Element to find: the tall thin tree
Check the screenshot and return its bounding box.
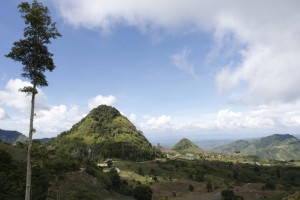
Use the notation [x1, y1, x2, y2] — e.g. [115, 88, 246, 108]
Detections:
[6, 1, 61, 199]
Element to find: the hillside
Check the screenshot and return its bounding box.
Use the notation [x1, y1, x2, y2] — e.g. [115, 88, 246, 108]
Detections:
[0, 141, 26, 162]
[51, 105, 157, 161]
[214, 134, 300, 161]
[0, 129, 28, 145]
[172, 138, 204, 153]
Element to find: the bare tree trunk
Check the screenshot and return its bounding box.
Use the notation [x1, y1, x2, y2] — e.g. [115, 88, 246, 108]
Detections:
[25, 87, 36, 200]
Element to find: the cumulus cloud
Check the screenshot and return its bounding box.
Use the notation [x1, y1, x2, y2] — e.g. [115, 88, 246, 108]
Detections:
[0, 79, 47, 113]
[88, 95, 117, 109]
[51, 0, 300, 104]
[171, 47, 195, 76]
[140, 115, 172, 131]
[0, 79, 86, 137]
[34, 105, 84, 135]
[135, 101, 300, 135]
[128, 113, 136, 122]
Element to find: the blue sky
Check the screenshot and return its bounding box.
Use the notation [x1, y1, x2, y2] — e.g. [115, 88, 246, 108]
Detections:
[1, 0, 300, 143]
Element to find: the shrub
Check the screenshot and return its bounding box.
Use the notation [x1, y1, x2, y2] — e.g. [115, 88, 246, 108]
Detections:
[263, 182, 276, 190]
[206, 182, 213, 192]
[188, 185, 194, 192]
[221, 189, 234, 200]
[133, 185, 152, 200]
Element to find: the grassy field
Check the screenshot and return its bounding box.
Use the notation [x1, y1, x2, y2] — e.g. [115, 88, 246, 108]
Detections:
[112, 158, 300, 200]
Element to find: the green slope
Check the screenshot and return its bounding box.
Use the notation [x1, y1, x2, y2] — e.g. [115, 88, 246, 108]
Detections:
[172, 138, 204, 153]
[0, 141, 26, 162]
[214, 134, 300, 161]
[0, 129, 28, 145]
[51, 105, 156, 161]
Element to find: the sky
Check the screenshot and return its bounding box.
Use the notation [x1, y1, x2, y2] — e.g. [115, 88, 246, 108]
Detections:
[1, 0, 300, 143]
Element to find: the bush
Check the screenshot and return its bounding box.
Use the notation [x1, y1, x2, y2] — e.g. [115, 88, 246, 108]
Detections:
[188, 184, 194, 192]
[221, 189, 234, 200]
[133, 185, 152, 200]
[206, 182, 213, 192]
[221, 189, 244, 200]
[262, 182, 276, 190]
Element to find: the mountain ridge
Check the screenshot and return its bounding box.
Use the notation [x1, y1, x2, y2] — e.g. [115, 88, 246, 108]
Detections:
[0, 129, 28, 145]
[214, 134, 300, 161]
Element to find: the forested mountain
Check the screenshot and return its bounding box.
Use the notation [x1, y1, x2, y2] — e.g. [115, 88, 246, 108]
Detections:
[172, 138, 204, 153]
[214, 134, 300, 161]
[51, 105, 157, 161]
[0, 129, 28, 145]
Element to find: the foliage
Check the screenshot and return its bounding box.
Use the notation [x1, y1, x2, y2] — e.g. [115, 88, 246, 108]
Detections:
[214, 134, 300, 161]
[221, 189, 235, 200]
[263, 182, 276, 190]
[172, 138, 203, 153]
[132, 185, 152, 200]
[6, 1, 61, 199]
[0, 141, 27, 161]
[188, 184, 194, 192]
[206, 182, 213, 192]
[52, 105, 157, 161]
[0, 129, 28, 145]
[6, 0, 61, 87]
[65, 189, 99, 200]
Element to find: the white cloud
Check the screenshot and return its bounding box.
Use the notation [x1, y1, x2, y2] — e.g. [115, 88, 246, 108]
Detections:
[0, 79, 86, 137]
[128, 113, 136, 122]
[0, 79, 47, 113]
[171, 47, 195, 76]
[34, 105, 84, 135]
[140, 115, 172, 131]
[51, 0, 300, 105]
[88, 95, 117, 109]
[135, 101, 300, 135]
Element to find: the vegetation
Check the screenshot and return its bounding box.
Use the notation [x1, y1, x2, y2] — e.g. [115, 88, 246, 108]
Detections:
[1, 132, 300, 199]
[51, 105, 157, 161]
[172, 138, 204, 153]
[132, 185, 152, 200]
[6, 0, 61, 199]
[214, 134, 300, 161]
[1, 106, 300, 199]
[3, 2, 300, 200]
[0, 129, 28, 145]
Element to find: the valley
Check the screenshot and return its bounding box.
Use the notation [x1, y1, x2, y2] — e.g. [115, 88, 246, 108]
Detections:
[1, 105, 300, 200]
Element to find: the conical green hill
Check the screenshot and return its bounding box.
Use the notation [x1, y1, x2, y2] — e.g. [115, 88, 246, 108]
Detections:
[52, 105, 156, 161]
[172, 138, 203, 153]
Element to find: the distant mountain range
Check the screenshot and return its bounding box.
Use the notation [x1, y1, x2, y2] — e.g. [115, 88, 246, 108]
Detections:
[214, 134, 300, 161]
[0, 129, 54, 145]
[2, 124, 300, 162]
[0, 129, 28, 145]
[194, 139, 235, 150]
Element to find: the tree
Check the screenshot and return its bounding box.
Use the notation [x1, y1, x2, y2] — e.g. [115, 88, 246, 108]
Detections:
[221, 189, 235, 200]
[6, 1, 61, 199]
[132, 185, 152, 200]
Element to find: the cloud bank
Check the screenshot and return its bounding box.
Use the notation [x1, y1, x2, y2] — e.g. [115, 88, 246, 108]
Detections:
[134, 102, 300, 135]
[0, 79, 114, 137]
[51, 0, 300, 105]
